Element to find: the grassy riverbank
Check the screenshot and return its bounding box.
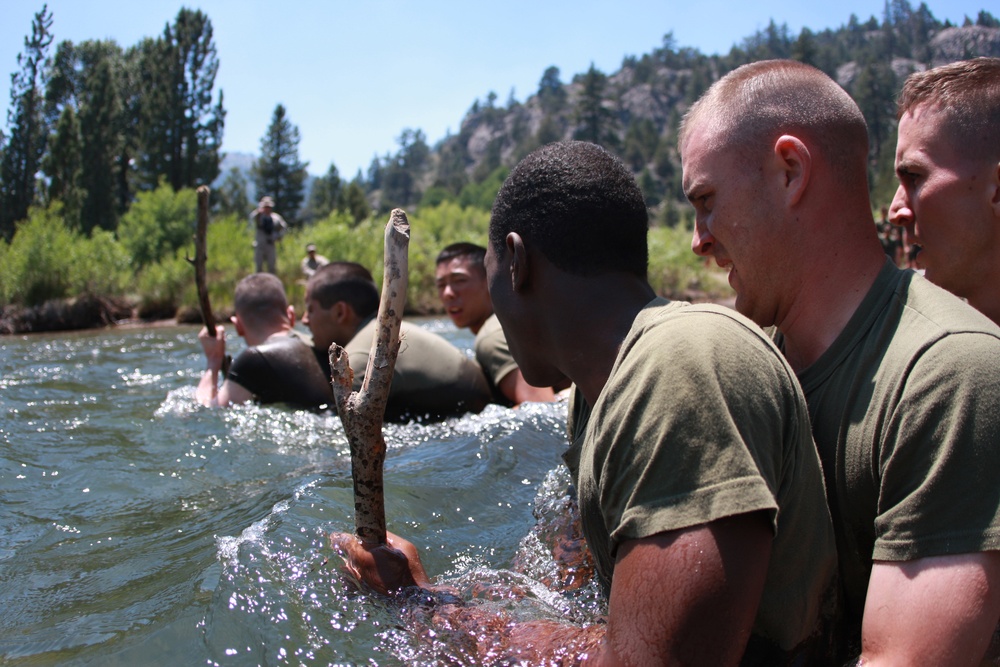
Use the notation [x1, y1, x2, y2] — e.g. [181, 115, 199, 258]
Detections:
[0, 186, 731, 333]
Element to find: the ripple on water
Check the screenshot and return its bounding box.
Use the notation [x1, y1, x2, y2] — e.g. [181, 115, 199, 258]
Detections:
[0, 326, 602, 664]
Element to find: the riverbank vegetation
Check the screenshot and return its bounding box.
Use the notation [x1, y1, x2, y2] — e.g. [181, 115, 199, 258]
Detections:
[2, 3, 997, 332]
[0, 182, 718, 333]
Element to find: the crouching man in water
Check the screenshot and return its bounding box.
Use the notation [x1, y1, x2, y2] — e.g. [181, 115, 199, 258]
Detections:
[435, 242, 560, 406]
[330, 141, 841, 665]
[196, 272, 333, 409]
[303, 261, 491, 422]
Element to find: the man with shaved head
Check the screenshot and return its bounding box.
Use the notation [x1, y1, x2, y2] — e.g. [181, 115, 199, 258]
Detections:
[196, 272, 333, 409]
[890, 57, 1000, 325]
[680, 59, 1000, 663]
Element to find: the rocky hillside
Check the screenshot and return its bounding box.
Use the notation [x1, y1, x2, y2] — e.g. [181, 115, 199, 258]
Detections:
[406, 19, 999, 222]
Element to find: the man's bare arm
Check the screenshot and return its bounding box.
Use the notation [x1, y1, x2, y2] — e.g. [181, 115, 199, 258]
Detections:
[332, 513, 772, 665]
[498, 368, 556, 405]
[593, 512, 772, 665]
[860, 552, 1000, 666]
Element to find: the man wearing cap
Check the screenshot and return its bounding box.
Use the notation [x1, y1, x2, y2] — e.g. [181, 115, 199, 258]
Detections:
[300, 243, 329, 279]
[249, 196, 288, 273]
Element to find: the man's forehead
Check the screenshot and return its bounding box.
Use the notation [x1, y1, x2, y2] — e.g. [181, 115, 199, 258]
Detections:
[898, 104, 963, 163]
[436, 256, 478, 275]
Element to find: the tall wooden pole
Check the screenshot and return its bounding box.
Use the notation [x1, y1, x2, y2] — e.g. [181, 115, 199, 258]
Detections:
[329, 208, 410, 546]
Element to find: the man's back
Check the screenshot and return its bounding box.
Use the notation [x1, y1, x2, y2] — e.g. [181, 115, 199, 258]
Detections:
[777, 260, 1000, 645]
[343, 318, 490, 422]
[227, 333, 334, 410]
[568, 298, 840, 661]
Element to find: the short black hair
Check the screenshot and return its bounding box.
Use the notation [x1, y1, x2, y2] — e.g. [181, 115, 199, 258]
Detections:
[234, 273, 289, 329]
[436, 242, 486, 271]
[306, 261, 379, 318]
[489, 141, 648, 278]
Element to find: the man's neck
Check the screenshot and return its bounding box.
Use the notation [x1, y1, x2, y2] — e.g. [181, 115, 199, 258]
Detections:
[243, 324, 291, 348]
[778, 250, 886, 373]
[556, 277, 656, 407]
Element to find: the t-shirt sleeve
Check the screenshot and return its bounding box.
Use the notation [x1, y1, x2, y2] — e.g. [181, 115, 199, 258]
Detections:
[590, 313, 792, 553]
[225, 348, 265, 398]
[873, 331, 1000, 560]
[474, 323, 518, 386]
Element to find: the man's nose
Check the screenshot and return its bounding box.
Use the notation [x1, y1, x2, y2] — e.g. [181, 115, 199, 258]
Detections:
[889, 185, 912, 227]
[691, 222, 715, 257]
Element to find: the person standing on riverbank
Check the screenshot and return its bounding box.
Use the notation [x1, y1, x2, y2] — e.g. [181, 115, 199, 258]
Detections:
[300, 243, 329, 280]
[435, 242, 557, 407]
[331, 141, 840, 664]
[303, 261, 491, 422]
[249, 196, 287, 274]
[680, 59, 1000, 663]
[889, 57, 1000, 326]
[196, 272, 332, 409]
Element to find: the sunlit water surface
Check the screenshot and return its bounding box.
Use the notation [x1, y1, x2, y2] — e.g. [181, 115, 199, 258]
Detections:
[0, 320, 603, 665]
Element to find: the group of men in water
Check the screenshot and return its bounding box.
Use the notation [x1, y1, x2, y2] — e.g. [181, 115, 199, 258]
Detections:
[199, 57, 1000, 664]
[195, 239, 564, 420]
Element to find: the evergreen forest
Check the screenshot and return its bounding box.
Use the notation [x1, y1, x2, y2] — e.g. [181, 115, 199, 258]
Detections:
[1, 3, 998, 331]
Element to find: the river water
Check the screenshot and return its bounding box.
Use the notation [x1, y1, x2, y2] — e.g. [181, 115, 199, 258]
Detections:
[0, 320, 603, 666]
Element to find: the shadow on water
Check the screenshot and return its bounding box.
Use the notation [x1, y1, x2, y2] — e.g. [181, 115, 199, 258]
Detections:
[0, 324, 603, 665]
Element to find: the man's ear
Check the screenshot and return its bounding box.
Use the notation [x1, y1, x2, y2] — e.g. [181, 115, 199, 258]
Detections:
[507, 232, 529, 293]
[773, 135, 811, 207]
[333, 300, 352, 324]
[285, 305, 296, 328]
[231, 314, 244, 337]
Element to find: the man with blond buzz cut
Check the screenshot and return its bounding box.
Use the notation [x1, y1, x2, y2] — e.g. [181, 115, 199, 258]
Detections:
[680, 59, 1000, 664]
[889, 57, 1000, 325]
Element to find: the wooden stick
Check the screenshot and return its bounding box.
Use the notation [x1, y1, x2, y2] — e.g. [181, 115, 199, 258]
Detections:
[189, 185, 216, 332]
[187, 185, 231, 377]
[329, 208, 410, 546]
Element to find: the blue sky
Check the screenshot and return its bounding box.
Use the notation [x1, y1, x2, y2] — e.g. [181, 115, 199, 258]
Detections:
[0, 0, 991, 179]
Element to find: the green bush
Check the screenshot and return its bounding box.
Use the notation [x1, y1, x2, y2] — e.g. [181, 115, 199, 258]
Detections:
[68, 229, 132, 297]
[0, 196, 730, 321]
[648, 223, 725, 299]
[135, 211, 252, 318]
[117, 181, 198, 269]
[406, 202, 490, 312]
[0, 206, 77, 306]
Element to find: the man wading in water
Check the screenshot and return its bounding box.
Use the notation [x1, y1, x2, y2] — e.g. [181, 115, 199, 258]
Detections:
[331, 141, 841, 665]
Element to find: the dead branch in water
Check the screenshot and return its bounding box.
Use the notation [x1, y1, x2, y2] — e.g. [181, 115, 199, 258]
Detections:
[330, 208, 410, 546]
[188, 185, 216, 332]
[187, 185, 230, 376]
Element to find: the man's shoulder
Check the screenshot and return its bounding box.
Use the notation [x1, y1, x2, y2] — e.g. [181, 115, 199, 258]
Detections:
[631, 299, 776, 355]
[898, 271, 1000, 340]
[473, 314, 504, 348]
[399, 320, 466, 358]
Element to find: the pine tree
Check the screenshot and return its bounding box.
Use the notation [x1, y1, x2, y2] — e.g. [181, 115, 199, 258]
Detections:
[42, 105, 84, 230]
[253, 104, 308, 224]
[537, 66, 566, 114]
[573, 64, 619, 150]
[78, 54, 123, 233]
[340, 180, 370, 226]
[380, 129, 429, 210]
[303, 162, 341, 223]
[0, 5, 54, 240]
[42, 39, 134, 231]
[136, 8, 224, 192]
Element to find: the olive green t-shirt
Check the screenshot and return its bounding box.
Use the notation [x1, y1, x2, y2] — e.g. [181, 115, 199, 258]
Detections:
[779, 260, 1000, 635]
[474, 314, 519, 407]
[344, 317, 491, 422]
[564, 298, 838, 654]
